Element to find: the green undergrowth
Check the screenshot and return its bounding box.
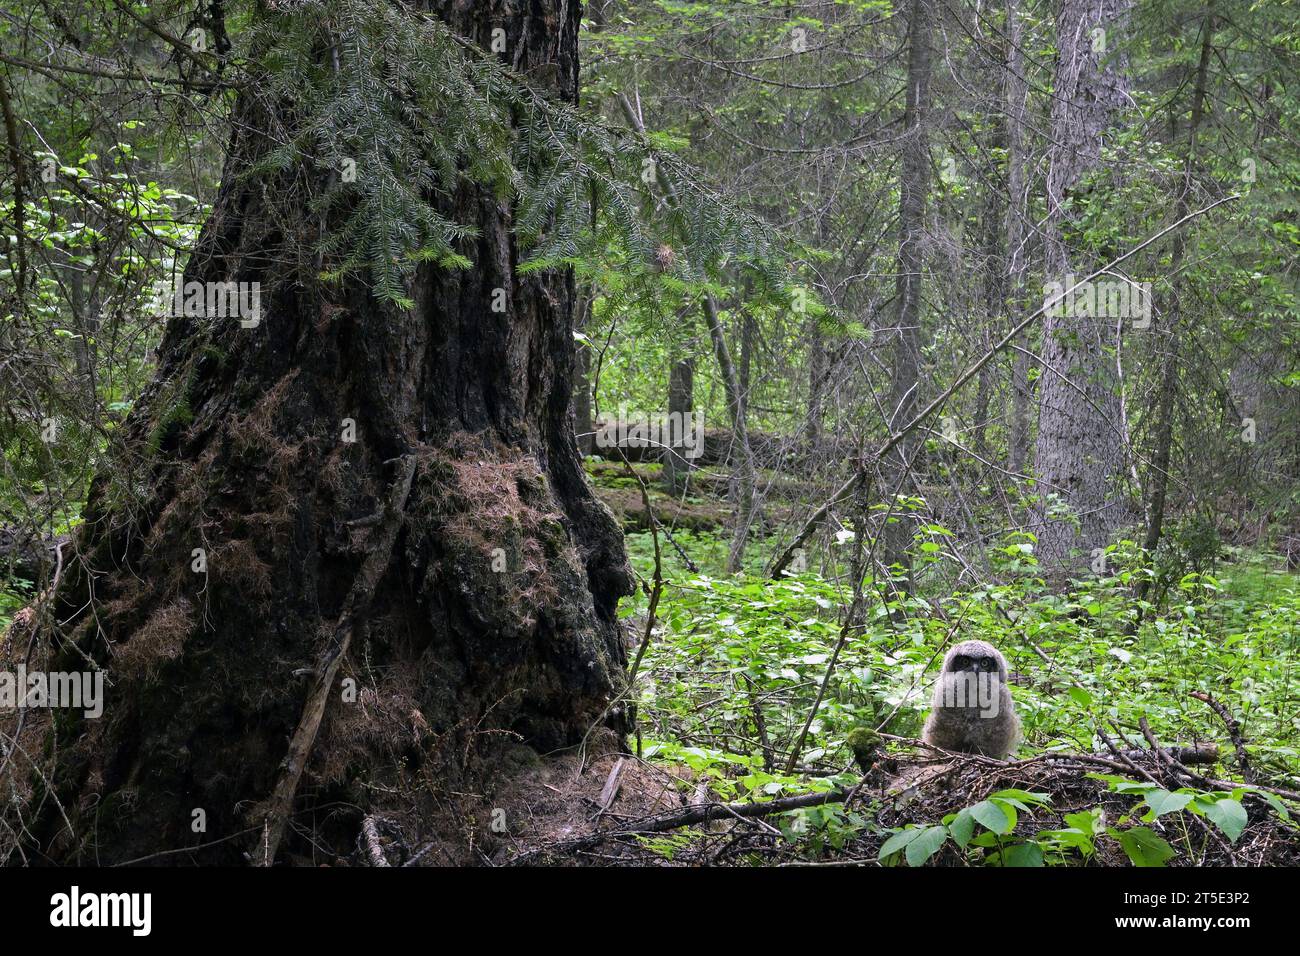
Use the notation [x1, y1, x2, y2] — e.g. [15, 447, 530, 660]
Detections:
[620, 526, 1300, 864]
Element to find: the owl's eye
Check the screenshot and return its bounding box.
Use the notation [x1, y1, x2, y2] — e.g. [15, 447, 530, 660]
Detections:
[951, 655, 970, 671]
[980, 657, 996, 671]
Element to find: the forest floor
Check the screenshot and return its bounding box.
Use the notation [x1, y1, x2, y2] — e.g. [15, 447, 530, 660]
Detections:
[4, 461, 1298, 867]
[498, 458, 1300, 868]
[361, 737, 1298, 867]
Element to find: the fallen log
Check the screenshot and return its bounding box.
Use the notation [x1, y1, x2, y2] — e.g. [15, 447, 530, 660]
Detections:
[1123, 742, 1218, 765]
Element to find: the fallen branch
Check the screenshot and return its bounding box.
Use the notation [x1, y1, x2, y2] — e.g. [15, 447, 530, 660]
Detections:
[1190, 690, 1253, 783]
[506, 786, 853, 864]
[884, 733, 1220, 770]
[402, 841, 440, 867]
[1125, 743, 1218, 765]
[1139, 717, 1179, 776]
[360, 816, 391, 867]
[598, 757, 626, 814]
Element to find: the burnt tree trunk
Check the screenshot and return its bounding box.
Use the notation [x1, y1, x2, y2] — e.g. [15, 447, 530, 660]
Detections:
[17, 0, 632, 865]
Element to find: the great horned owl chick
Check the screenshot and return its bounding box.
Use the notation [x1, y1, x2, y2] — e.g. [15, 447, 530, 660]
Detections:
[921, 639, 1020, 759]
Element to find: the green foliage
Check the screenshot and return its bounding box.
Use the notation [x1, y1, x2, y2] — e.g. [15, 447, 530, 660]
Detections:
[247, 0, 788, 307]
[0, 578, 34, 635]
[625, 562, 934, 773]
[1109, 826, 1177, 868]
[624, 518, 1300, 863]
[1147, 513, 1223, 608]
[1090, 774, 1266, 850]
[877, 779, 1261, 867]
[844, 726, 881, 771]
[1, 133, 204, 525]
[879, 790, 1053, 867]
[778, 802, 868, 854]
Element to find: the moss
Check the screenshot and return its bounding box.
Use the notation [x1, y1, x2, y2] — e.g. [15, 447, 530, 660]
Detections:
[495, 741, 542, 772]
[846, 726, 882, 772]
[536, 516, 568, 553]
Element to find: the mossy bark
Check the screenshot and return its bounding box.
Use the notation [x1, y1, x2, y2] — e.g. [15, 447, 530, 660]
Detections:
[19, 0, 632, 865]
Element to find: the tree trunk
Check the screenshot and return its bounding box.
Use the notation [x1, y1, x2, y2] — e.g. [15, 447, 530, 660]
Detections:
[882, 0, 933, 584]
[17, 0, 632, 865]
[1032, 0, 1133, 569]
[805, 317, 827, 449]
[1005, 0, 1032, 476]
[1138, 3, 1216, 584]
[663, 356, 695, 495]
[739, 308, 756, 406]
[574, 292, 596, 457]
[709, 294, 759, 573]
[974, 131, 1006, 461]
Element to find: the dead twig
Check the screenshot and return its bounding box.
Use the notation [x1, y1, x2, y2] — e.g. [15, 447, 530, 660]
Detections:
[598, 757, 626, 815]
[1190, 690, 1253, 783]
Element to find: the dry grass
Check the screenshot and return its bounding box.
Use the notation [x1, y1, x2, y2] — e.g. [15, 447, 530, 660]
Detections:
[114, 598, 195, 680]
[209, 538, 274, 598]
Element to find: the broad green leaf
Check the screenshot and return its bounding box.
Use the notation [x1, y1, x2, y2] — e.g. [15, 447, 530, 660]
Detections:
[905, 826, 949, 867]
[1111, 826, 1176, 867]
[1249, 789, 1292, 822]
[878, 827, 923, 860]
[1143, 789, 1195, 819]
[1001, 843, 1045, 867]
[948, 808, 975, 848]
[1202, 798, 1248, 843]
[990, 789, 1051, 808]
[969, 799, 1013, 834]
[1064, 810, 1099, 837]
[1039, 828, 1092, 852]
